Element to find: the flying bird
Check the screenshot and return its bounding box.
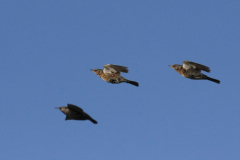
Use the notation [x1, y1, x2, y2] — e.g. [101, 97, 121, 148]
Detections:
[56, 104, 98, 124]
[91, 64, 139, 87]
[169, 60, 220, 84]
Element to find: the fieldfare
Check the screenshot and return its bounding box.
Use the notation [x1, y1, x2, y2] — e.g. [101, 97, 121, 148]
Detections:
[91, 64, 139, 87]
[169, 61, 220, 84]
[56, 104, 97, 124]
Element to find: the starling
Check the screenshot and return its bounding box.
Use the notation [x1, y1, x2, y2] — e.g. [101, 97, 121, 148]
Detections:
[56, 104, 97, 124]
[169, 60, 220, 84]
[91, 64, 139, 87]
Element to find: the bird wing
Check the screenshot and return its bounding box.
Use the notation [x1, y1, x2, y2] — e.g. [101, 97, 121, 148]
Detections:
[103, 64, 129, 74]
[182, 61, 210, 72]
[67, 104, 84, 113]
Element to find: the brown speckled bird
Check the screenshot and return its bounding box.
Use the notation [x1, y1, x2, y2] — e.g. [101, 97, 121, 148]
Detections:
[169, 61, 220, 84]
[91, 64, 139, 87]
[56, 104, 97, 124]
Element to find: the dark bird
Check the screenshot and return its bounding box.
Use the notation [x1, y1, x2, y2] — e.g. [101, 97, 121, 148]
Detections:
[169, 60, 220, 84]
[56, 104, 97, 124]
[91, 64, 139, 87]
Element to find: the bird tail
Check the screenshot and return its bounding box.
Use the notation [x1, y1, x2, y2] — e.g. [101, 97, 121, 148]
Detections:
[204, 75, 220, 84]
[125, 80, 139, 87]
[89, 117, 98, 124]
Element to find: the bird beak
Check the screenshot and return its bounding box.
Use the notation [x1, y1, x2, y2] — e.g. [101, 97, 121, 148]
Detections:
[55, 107, 60, 109]
[169, 65, 173, 67]
[90, 69, 94, 71]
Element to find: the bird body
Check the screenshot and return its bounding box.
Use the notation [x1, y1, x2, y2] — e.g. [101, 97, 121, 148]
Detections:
[169, 61, 220, 84]
[56, 104, 97, 124]
[91, 64, 139, 87]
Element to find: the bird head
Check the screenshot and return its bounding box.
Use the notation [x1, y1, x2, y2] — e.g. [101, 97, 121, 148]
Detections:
[91, 69, 103, 76]
[55, 107, 68, 113]
[169, 64, 182, 71]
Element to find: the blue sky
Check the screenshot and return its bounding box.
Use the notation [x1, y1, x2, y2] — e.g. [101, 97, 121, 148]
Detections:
[1, 1, 240, 160]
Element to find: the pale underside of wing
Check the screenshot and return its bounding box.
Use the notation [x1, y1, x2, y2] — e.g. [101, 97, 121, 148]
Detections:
[67, 104, 84, 114]
[103, 64, 129, 74]
[182, 61, 210, 72]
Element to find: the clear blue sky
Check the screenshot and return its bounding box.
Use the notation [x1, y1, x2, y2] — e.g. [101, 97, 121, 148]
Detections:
[1, 1, 240, 160]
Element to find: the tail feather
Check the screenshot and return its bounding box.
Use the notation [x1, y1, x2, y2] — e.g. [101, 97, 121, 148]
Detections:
[206, 76, 220, 84]
[89, 117, 98, 124]
[126, 80, 139, 87]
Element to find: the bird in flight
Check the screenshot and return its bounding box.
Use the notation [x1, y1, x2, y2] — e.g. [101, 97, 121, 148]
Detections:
[91, 64, 139, 87]
[169, 60, 220, 84]
[56, 104, 98, 124]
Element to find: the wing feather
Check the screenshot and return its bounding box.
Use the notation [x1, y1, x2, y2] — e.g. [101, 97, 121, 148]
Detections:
[67, 104, 84, 113]
[103, 64, 129, 73]
[182, 61, 210, 72]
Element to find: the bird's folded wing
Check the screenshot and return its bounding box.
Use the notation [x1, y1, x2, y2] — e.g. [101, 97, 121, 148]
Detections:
[67, 104, 84, 113]
[103, 64, 129, 73]
[182, 61, 210, 72]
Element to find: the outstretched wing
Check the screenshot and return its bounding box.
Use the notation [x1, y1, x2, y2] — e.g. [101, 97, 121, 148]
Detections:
[103, 64, 129, 74]
[182, 61, 210, 72]
[67, 104, 84, 114]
